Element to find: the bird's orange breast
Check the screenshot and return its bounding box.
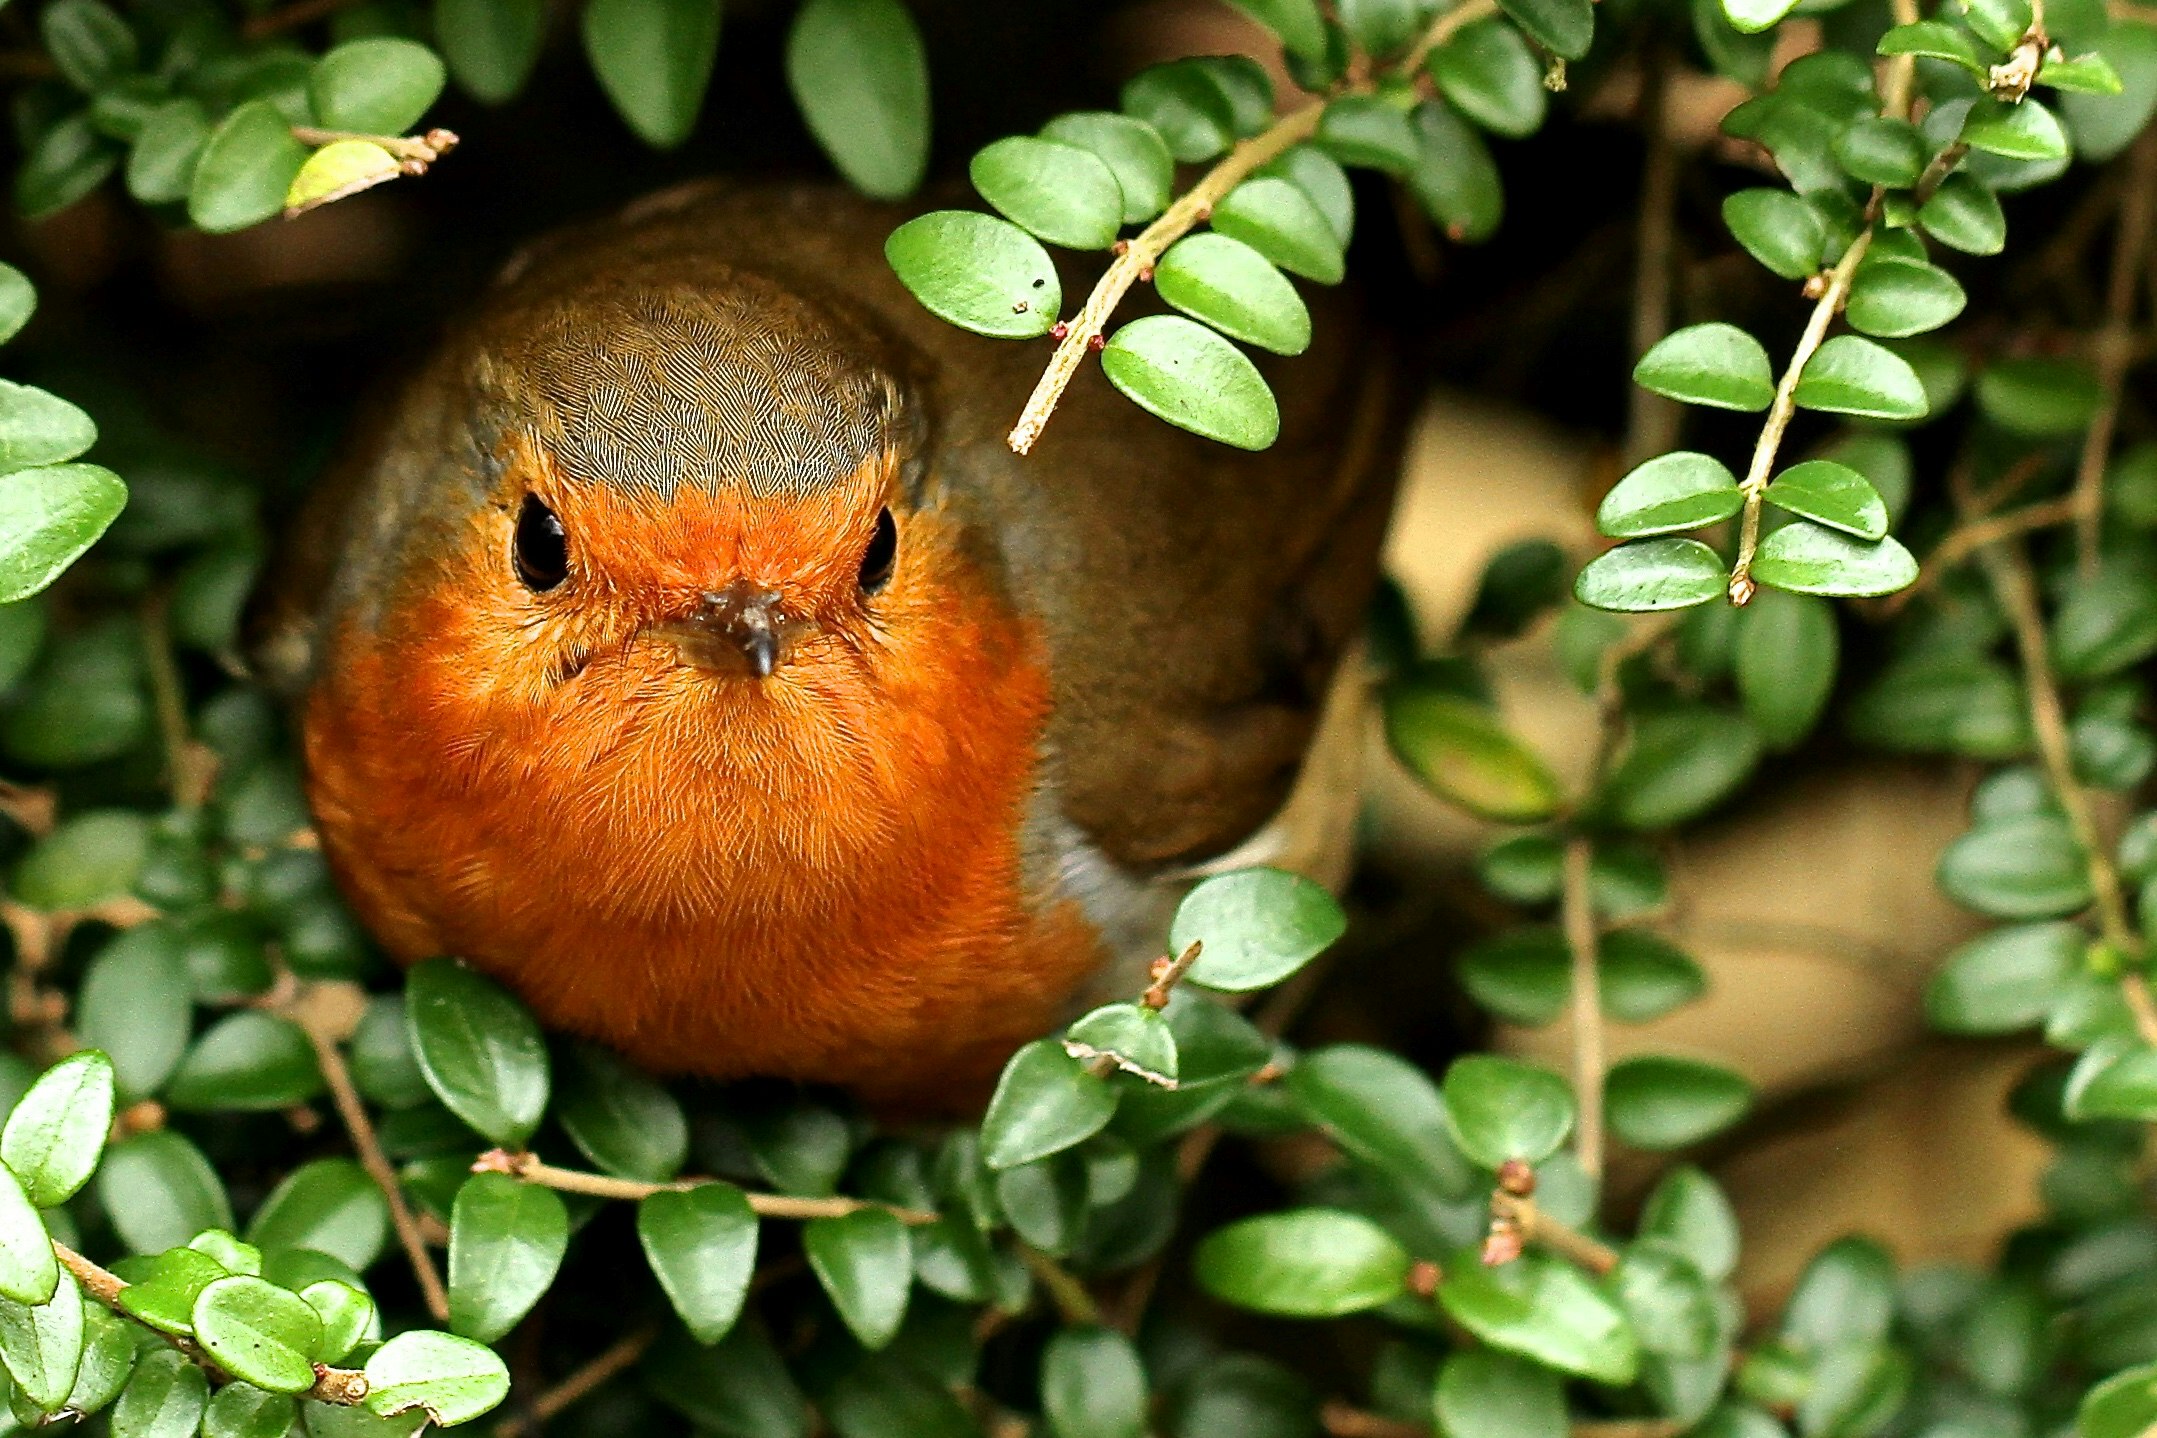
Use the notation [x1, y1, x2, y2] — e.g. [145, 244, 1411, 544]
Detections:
[301, 490, 1102, 1109]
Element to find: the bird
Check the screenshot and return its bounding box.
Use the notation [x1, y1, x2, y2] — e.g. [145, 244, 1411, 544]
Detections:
[247, 180, 1409, 1110]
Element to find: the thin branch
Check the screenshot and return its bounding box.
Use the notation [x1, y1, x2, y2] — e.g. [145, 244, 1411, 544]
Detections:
[2073, 130, 2157, 575]
[1625, 45, 1682, 469]
[1490, 1191, 1622, 1276]
[1017, 1245, 1102, 1326]
[1560, 837, 1606, 1183]
[496, 1324, 659, 1436]
[287, 126, 459, 169]
[1400, 0, 1503, 73]
[1141, 940, 1204, 1010]
[473, 1150, 939, 1224]
[54, 1242, 371, 1405]
[141, 590, 216, 812]
[1881, 494, 2079, 615]
[1321, 1403, 1426, 1438]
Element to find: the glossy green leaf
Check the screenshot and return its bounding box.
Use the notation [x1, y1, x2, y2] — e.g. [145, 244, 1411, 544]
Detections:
[192, 1277, 321, 1394]
[1042, 1326, 1147, 1438]
[1963, 96, 2071, 159]
[187, 101, 308, 234]
[1734, 589, 1838, 748]
[2062, 20, 2157, 160]
[76, 934, 190, 1101]
[1834, 118, 1926, 187]
[2041, 50, 2124, 91]
[785, 0, 928, 199]
[1752, 523, 1918, 597]
[12, 809, 147, 909]
[404, 958, 550, 1148]
[1439, 1252, 1639, 1383]
[1918, 173, 2007, 254]
[1635, 323, 1776, 411]
[0, 1165, 54, 1309]
[165, 1011, 322, 1112]
[1225, 0, 1328, 58]
[1978, 355, 2104, 435]
[1171, 867, 1345, 992]
[1762, 459, 1888, 539]
[1574, 539, 1728, 612]
[1384, 683, 1562, 821]
[1337, 0, 1422, 53]
[805, 1209, 912, 1350]
[1100, 315, 1279, 451]
[16, 114, 118, 220]
[1639, 1166, 1741, 1281]
[434, 0, 545, 104]
[1041, 113, 1173, 224]
[2083, 1360, 2157, 1438]
[885, 211, 1060, 339]
[309, 38, 445, 134]
[202, 1384, 293, 1438]
[1498, 0, 1595, 59]
[1604, 1056, 1752, 1149]
[1258, 145, 1354, 246]
[2056, 563, 2157, 678]
[1877, 20, 1985, 70]
[554, 1043, 686, 1181]
[300, 1280, 373, 1363]
[0, 1050, 111, 1209]
[363, 1330, 510, 1427]
[636, 1183, 758, 1345]
[1442, 1054, 1574, 1166]
[1194, 1209, 1410, 1317]
[981, 1040, 1118, 1170]
[1212, 175, 1346, 282]
[0, 464, 127, 604]
[246, 1158, 389, 1271]
[1597, 452, 1742, 538]
[580, 0, 721, 148]
[0, 1275, 82, 1412]
[1926, 921, 2081, 1034]
[0, 266, 34, 345]
[1437, 1349, 1566, 1438]
[110, 1347, 208, 1438]
[970, 136, 1123, 250]
[1722, 188, 1825, 280]
[1792, 335, 1929, 419]
[1063, 1004, 1177, 1084]
[1428, 20, 1546, 138]
[1316, 95, 1417, 173]
[1603, 708, 1762, 828]
[0, 384, 93, 472]
[1845, 258, 1967, 338]
[1153, 234, 1310, 356]
[98, 1131, 230, 1256]
[1937, 813, 2094, 918]
[1286, 1044, 1476, 1198]
[1722, 0, 1802, 32]
[42, 0, 137, 93]
[1120, 62, 1235, 163]
[1407, 101, 1503, 243]
[446, 1171, 567, 1344]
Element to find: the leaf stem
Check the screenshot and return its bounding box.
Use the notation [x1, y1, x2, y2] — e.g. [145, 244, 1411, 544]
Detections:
[2072, 131, 2157, 576]
[1560, 836, 1606, 1183]
[472, 1150, 939, 1224]
[1140, 939, 1204, 1010]
[1016, 1244, 1102, 1325]
[1489, 1190, 1621, 1275]
[287, 126, 458, 169]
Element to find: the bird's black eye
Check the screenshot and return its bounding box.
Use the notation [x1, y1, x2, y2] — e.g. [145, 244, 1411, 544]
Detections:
[858, 507, 897, 594]
[513, 495, 569, 592]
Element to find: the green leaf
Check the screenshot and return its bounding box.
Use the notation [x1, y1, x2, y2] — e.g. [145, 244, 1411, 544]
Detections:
[885, 211, 1060, 340]
[1442, 1054, 1574, 1166]
[1722, 0, 1802, 33]
[2065, 1036, 2157, 1121]
[580, 0, 720, 148]
[559, 1043, 687, 1182]
[1042, 1327, 1146, 1438]
[2062, 20, 2157, 160]
[1152, 234, 1310, 357]
[1926, 921, 2081, 1033]
[1063, 1004, 1178, 1084]
[1845, 258, 1967, 338]
[118, 1249, 227, 1336]
[1100, 315, 1279, 450]
[13, 809, 148, 909]
[1762, 459, 1888, 539]
[1428, 20, 1546, 138]
[1937, 813, 2094, 918]
[1436, 1349, 1566, 1438]
[1286, 1044, 1476, 1198]
[0, 464, 127, 604]
[1603, 708, 1762, 828]
[1, 1050, 110, 1209]
[1834, 118, 1926, 187]
[165, 1011, 323, 1112]
[1259, 145, 1355, 245]
[1977, 355, 2104, 435]
[0, 266, 34, 345]
[300, 1280, 373, 1363]
[1337, 0, 1421, 53]
[1613, 1244, 1721, 1361]
[1194, 1209, 1410, 1317]
[1439, 1252, 1639, 1383]
[1497, 0, 1595, 59]
[16, 114, 118, 220]
[1407, 101, 1502, 243]
[1734, 589, 1838, 748]
[1212, 176, 1346, 283]
[42, 0, 137, 93]
[1121, 62, 1235, 163]
[981, 1040, 1118, 1170]
[1783, 1236, 1895, 1349]
[1384, 683, 1562, 822]
[1792, 335, 1929, 419]
[309, 38, 444, 134]
[1877, 20, 1985, 70]
[1919, 173, 2007, 254]
[434, 0, 544, 104]
[349, 996, 431, 1110]
[970, 136, 1123, 250]
[363, 1331, 510, 1427]
[404, 958, 550, 1148]
[2041, 50, 2123, 91]
[785, 0, 928, 199]
[1635, 323, 1776, 411]
[1640, 1166, 1741, 1281]
[202, 1384, 293, 1438]
[111, 1347, 208, 1438]
[98, 1131, 230, 1256]
[1171, 867, 1345, 992]
[1604, 1057, 1752, 1149]
[192, 1277, 321, 1395]
[742, 1101, 851, 1198]
[0, 1274, 79, 1411]
[2055, 562, 2157, 678]
[1722, 189, 1826, 280]
[187, 101, 308, 234]
[76, 936, 191, 1102]
[1597, 452, 1743, 538]
[2083, 1361, 2157, 1438]
[1963, 96, 2071, 159]
[246, 1158, 389, 1271]
[1225, 0, 1329, 59]
[1752, 523, 1918, 597]
[1041, 113, 1173, 224]
[446, 1171, 567, 1344]
[1316, 95, 1417, 173]
[1574, 539, 1728, 612]
[636, 1183, 758, 1345]
[0, 1163, 52, 1310]
[0, 384, 94, 472]
[805, 1209, 912, 1350]
[644, 1319, 806, 1438]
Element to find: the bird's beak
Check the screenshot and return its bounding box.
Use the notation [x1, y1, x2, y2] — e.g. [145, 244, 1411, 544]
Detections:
[652, 582, 802, 678]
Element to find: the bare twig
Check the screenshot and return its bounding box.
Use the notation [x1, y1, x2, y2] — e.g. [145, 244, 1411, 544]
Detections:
[287, 126, 459, 170]
[473, 1150, 939, 1224]
[141, 590, 216, 811]
[1882, 494, 2079, 615]
[2073, 131, 2157, 575]
[1017, 1245, 1102, 1326]
[496, 1324, 659, 1436]
[1489, 1191, 1622, 1275]
[1625, 46, 1682, 469]
[1560, 837, 1606, 1182]
[1141, 940, 1204, 1011]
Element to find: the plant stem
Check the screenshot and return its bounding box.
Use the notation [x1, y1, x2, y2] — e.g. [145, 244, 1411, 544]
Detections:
[496, 1324, 659, 1436]
[1016, 1245, 1101, 1326]
[1625, 45, 1682, 469]
[1489, 1191, 1622, 1275]
[288, 126, 458, 167]
[2073, 131, 2157, 576]
[54, 1242, 372, 1404]
[140, 590, 215, 811]
[1882, 494, 2080, 615]
[473, 1150, 939, 1224]
[1005, 0, 1498, 454]
[1141, 939, 1204, 1010]
[1560, 836, 1607, 1183]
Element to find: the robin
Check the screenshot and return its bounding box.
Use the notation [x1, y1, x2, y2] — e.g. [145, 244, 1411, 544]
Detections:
[248, 182, 1407, 1108]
